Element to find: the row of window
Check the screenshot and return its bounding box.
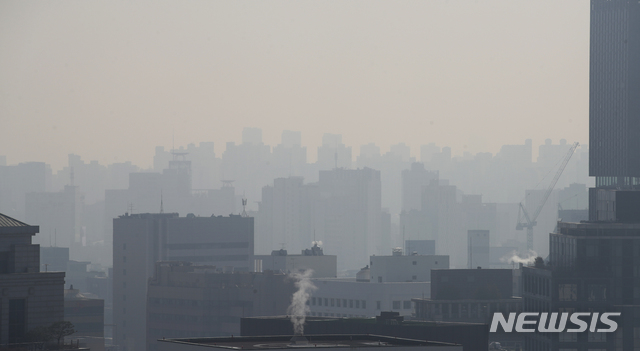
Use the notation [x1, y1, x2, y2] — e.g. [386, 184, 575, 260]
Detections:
[148, 297, 252, 308]
[310, 297, 412, 310]
[310, 297, 366, 309]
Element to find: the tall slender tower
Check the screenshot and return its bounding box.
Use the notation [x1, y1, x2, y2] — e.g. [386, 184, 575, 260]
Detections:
[589, 0, 640, 185]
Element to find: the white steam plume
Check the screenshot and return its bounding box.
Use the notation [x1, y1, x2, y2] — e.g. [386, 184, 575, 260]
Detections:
[500, 250, 538, 265]
[287, 269, 317, 335]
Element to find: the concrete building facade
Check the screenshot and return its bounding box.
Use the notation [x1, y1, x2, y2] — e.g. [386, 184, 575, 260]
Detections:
[309, 278, 430, 318]
[113, 213, 254, 351]
[0, 213, 65, 345]
[255, 244, 337, 278]
[369, 252, 449, 283]
[146, 262, 296, 351]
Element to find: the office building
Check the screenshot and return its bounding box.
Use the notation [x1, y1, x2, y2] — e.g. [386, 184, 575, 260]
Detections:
[146, 262, 296, 351]
[113, 213, 254, 351]
[467, 230, 490, 269]
[0, 213, 65, 344]
[413, 269, 522, 350]
[589, 0, 640, 181]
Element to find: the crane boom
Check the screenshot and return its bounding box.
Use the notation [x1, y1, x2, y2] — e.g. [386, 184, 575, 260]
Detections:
[517, 142, 579, 251]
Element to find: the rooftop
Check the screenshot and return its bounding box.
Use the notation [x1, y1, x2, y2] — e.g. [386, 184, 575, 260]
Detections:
[157, 335, 460, 350]
[0, 213, 39, 235]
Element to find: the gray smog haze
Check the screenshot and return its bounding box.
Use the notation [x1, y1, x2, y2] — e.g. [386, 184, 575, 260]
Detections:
[0, 0, 589, 170]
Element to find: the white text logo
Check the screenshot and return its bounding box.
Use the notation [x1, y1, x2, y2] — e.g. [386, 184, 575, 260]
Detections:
[489, 312, 620, 333]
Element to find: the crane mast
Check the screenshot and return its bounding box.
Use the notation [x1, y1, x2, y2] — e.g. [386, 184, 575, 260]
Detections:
[517, 142, 579, 251]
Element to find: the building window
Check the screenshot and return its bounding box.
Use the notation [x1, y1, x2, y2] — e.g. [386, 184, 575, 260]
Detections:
[376, 301, 381, 310]
[362, 300, 366, 309]
[123, 282, 126, 288]
[349, 300, 353, 308]
[311, 297, 316, 306]
[378, 276, 382, 283]
[337, 299, 341, 307]
[331, 298, 335, 307]
[588, 332, 606, 342]
[587, 284, 607, 301]
[123, 295, 126, 301]
[123, 243, 126, 250]
[403, 301, 411, 309]
[355, 300, 360, 309]
[123, 269, 126, 276]
[324, 298, 328, 306]
[559, 284, 577, 301]
[392, 301, 401, 310]
[343, 299, 347, 307]
[413, 261, 416, 265]
[559, 332, 577, 342]
[123, 256, 127, 263]
[412, 275, 417, 280]
[8, 299, 27, 343]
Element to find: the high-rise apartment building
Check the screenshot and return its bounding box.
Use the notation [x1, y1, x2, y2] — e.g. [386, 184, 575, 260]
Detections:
[589, 0, 640, 182]
[112, 213, 254, 351]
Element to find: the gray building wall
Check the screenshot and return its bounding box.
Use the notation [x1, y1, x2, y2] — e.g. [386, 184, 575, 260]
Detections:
[113, 213, 254, 351]
[0, 214, 65, 345]
[369, 255, 449, 283]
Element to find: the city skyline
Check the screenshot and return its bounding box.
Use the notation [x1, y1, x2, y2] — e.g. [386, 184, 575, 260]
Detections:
[1, 0, 589, 171]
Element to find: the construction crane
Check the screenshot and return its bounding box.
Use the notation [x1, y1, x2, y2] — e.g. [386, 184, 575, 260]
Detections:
[517, 142, 579, 252]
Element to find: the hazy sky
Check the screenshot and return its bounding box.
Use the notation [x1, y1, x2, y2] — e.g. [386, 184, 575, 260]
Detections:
[1, 1, 589, 171]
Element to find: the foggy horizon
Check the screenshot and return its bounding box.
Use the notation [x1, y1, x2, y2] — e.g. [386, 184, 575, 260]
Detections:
[1, 0, 590, 171]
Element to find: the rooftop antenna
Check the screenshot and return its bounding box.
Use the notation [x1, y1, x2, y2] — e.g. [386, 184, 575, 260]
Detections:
[54, 229, 57, 247]
[241, 198, 248, 217]
[128, 202, 135, 215]
[160, 190, 164, 214]
[70, 167, 75, 186]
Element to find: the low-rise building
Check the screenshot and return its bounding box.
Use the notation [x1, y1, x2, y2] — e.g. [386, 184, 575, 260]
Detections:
[255, 243, 337, 278]
[241, 314, 487, 351]
[309, 273, 430, 318]
[156, 334, 462, 351]
[65, 286, 105, 351]
[369, 250, 449, 283]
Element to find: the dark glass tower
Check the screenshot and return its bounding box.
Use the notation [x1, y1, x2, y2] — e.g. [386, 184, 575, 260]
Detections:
[589, 0, 640, 186]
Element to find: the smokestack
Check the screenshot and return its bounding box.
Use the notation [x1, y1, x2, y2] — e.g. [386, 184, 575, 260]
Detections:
[287, 269, 317, 335]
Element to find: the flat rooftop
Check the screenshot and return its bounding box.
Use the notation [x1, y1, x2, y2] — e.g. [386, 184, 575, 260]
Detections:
[158, 334, 460, 350]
